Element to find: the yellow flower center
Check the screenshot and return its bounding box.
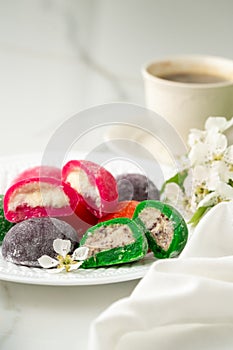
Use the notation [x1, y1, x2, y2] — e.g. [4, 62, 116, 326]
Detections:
[56, 254, 77, 272]
[213, 154, 223, 161]
[195, 185, 209, 197]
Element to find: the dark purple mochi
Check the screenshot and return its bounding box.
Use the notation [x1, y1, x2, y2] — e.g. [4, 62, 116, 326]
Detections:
[2, 217, 79, 267]
[116, 173, 160, 202]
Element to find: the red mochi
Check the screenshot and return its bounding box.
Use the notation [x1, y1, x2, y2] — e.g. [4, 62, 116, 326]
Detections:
[62, 160, 118, 218]
[4, 176, 96, 227]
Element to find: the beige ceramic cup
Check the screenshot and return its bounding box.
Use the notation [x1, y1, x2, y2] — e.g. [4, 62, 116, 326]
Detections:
[142, 55, 233, 143]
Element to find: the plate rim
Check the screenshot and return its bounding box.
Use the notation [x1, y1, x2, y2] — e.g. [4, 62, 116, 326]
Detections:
[0, 248, 155, 286]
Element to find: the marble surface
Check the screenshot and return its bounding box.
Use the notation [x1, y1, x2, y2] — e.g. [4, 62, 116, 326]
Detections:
[0, 1, 233, 349]
[0, 279, 138, 350]
[0, 0, 233, 156]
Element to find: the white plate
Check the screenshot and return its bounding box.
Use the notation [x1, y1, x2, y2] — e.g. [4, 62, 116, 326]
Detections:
[0, 153, 168, 286]
[0, 248, 155, 285]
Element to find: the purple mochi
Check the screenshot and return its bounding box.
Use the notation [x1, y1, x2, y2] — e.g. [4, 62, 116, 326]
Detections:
[116, 173, 160, 202]
[2, 217, 78, 267]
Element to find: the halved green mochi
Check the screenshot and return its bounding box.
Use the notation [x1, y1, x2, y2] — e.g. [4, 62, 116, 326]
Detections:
[133, 200, 188, 259]
[80, 217, 148, 268]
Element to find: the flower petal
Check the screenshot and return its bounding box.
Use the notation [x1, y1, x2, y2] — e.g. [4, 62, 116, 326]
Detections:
[188, 143, 209, 165]
[205, 116, 229, 132]
[193, 163, 221, 191]
[208, 132, 227, 154]
[68, 261, 84, 271]
[197, 192, 218, 208]
[38, 255, 59, 269]
[192, 165, 209, 184]
[53, 239, 71, 258]
[162, 182, 182, 203]
[72, 246, 89, 261]
[188, 129, 206, 148]
[212, 160, 231, 183]
[224, 145, 233, 164]
[216, 182, 233, 200]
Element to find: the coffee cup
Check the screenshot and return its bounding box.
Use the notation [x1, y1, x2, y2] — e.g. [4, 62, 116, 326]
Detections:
[142, 55, 233, 143]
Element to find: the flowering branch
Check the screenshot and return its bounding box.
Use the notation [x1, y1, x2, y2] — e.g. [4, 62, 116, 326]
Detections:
[162, 116, 233, 226]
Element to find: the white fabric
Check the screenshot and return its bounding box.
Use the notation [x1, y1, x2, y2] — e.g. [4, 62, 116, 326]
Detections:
[88, 202, 233, 350]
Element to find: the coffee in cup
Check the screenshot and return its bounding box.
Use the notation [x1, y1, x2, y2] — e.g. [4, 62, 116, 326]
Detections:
[142, 55, 233, 143]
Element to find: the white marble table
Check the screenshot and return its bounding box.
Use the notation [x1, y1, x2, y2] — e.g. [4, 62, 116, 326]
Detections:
[0, 278, 139, 350]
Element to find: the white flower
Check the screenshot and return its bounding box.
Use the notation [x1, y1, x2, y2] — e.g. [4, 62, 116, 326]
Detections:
[163, 182, 183, 205]
[188, 117, 233, 149]
[205, 116, 233, 133]
[163, 166, 216, 212]
[188, 128, 206, 148]
[198, 182, 233, 208]
[188, 116, 233, 167]
[188, 128, 228, 166]
[38, 239, 89, 273]
[211, 159, 233, 183]
[162, 178, 192, 219]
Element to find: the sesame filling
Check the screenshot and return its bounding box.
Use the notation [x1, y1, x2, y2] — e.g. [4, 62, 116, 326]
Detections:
[84, 224, 135, 257]
[138, 207, 174, 251]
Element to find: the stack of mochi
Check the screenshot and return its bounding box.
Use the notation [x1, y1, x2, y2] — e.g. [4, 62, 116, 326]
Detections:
[1, 159, 188, 270]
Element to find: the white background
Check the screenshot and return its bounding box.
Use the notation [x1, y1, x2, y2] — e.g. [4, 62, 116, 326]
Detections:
[0, 0, 232, 156]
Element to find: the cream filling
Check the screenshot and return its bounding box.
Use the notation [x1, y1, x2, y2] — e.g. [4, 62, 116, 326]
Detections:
[67, 169, 101, 208]
[8, 182, 70, 211]
[84, 224, 135, 257]
[138, 207, 174, 251]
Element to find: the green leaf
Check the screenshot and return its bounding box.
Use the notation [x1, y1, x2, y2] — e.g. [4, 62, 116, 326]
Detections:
[160, 169, 189, 194]
[188, 206, 210, 226]
[228, 179, 233, 187]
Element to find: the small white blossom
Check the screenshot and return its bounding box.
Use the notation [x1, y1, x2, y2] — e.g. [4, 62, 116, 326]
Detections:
[38, 239, 89, 273]
[188, 128, 228, 166]
[162, 176, 192, 219]
[188, 128, 206, 148]
[188, 117, 233, 150]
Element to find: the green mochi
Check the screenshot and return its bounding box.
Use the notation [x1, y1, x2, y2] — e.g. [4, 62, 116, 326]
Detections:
[80, 217, 148, 268]
[133, 200, 188, 259]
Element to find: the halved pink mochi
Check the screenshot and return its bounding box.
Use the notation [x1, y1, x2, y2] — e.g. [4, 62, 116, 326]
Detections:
[62, 160, 118, 218]
[4, 177, 80, 223]
[12, 165, 61, 184]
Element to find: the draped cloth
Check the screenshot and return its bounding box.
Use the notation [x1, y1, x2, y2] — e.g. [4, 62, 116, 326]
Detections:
[88, 202, 233, 350]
